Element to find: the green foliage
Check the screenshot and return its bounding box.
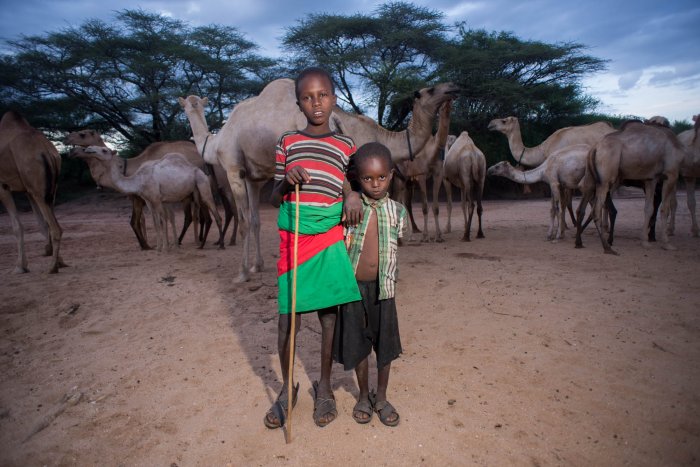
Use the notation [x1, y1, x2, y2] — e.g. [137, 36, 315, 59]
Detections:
[0, 9, 274, 153]
[282, 1, 449, 127]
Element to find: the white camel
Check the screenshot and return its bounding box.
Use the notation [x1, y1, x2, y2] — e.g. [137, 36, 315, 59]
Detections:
[487, 116, 615, 167]
[393, 100, 452, 242]
[488, 144, 591, 241]
[82, 146, 224, 252]
[179, 78, 459, 281]
[443, 131, 487, 241]
[66, 132, 238, 248]
[0, 111, 64, 273]
[575, 121, 686, 254]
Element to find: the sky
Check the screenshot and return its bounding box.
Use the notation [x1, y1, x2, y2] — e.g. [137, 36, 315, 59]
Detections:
[1, 0, 698, 123]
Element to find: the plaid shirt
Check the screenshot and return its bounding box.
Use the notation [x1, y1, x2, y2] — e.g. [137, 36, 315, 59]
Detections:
[345, 193, 407, 300]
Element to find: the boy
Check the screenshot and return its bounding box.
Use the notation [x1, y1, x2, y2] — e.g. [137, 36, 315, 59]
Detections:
[334, 142, 407, 427]
[266, 67, 362, 429]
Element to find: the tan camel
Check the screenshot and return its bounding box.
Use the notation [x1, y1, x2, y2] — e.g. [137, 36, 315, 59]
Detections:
[645, 116, 670, 127]
[487, 116, 614, 167]
[575, 121, 686, 254]
[179, 78, 458, 281]
[488, 144, 591, 241]
[670, 115, 700, 236]
[82, 146, 224, 251]
[67, 133, 238, 248]
[393, 100, 453, 242]
[0, 111, 64, 273]
[443, 131, 487, 241]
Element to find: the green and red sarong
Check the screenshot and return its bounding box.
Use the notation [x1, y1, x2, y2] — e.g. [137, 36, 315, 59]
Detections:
[277, 202, 360, 314]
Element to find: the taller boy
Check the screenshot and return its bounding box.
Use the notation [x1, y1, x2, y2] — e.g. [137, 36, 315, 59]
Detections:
[266, 67, 362, 428]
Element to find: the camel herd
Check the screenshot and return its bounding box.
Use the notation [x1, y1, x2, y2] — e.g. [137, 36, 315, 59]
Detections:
[1, 78, 698, 274]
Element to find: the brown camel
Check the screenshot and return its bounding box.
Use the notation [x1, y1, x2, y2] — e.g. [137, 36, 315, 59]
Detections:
[393, 100, 452, 242]
[82, 146, 224, 251]
[575, 121, 686, 254]
[67, 133, 238, 248]
[443, 131, 487, 241]
[179, 78, 458, 282]
[487, 116, 615, 167]
[487, 144, 591, 241]
[0, 111, 64, 273]
[671, 115, 700, 236]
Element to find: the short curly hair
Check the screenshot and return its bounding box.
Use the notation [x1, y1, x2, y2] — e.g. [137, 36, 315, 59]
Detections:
[294, 67, 335, 100]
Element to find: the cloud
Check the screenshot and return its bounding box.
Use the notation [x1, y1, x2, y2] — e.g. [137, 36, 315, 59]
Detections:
[618, 71, 642, 91]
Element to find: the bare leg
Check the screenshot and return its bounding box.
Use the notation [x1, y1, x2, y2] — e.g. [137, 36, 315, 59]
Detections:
[264, 312, 302, 427]
[353, 357, 371, 421]
[375, 362, 399, 425]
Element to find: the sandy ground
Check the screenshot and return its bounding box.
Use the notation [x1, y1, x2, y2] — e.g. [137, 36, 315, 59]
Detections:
[0, 189, 699, 466]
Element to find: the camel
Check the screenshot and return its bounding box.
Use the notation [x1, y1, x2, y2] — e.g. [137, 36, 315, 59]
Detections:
[487, 116, 615, 167]
[487, 144, 592, 241]
[575, 121, 686, 254]
[670, 115, 700, 236]
[645, 116, 670, 127]
[393, 100, 453, 242]
[0, 111, 64, 273]
[66, 132, 238, 248]
[179, 78, 459, 282]
[82, 146, 224, 251]
[442, 131, 487, 241]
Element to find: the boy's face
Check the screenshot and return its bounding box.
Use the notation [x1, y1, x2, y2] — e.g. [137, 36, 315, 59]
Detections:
[358, 156, 393, 200]
[296, 73, 337, 134]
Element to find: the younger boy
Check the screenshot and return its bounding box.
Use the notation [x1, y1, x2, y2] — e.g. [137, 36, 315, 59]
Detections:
[333, 142, 407, 427]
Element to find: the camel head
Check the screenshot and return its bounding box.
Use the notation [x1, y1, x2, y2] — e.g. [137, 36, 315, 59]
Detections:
[64, 129, 105, 147]
[487, 116, 518, 134]
[486, 161, 512, 178]
[82, 145, 118, 161]
[412, 82, 459, 116]
[446, 134, 458, 152]
[178, 95, 209, 115]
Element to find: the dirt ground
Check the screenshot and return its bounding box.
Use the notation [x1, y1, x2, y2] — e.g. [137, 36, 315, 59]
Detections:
[1, 188, 699, 466]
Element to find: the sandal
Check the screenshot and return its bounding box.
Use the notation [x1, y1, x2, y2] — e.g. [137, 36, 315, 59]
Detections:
[263, 382, 299, 429]
[352, 396, 374, 424]
[374, 397, 400, 427]
[312, 380, 337, 427]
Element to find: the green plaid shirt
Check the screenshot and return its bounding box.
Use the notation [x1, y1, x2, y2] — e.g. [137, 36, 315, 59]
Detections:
[345, 193, 407, 300]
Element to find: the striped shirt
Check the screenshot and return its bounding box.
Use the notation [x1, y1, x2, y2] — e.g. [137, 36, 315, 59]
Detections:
[346, 193, 408, 300]
[275, 131, 355, 207]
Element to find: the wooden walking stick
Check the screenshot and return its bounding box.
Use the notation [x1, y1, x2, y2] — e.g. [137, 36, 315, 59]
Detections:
[285, 183, 300, 444]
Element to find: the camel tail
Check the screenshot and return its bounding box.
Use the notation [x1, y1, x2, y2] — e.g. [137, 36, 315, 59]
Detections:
[40, 152, 59, 206]
[587, 147, 600, 185]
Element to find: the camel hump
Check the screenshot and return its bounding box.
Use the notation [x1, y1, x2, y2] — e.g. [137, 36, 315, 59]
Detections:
[1, 111, 32, 131]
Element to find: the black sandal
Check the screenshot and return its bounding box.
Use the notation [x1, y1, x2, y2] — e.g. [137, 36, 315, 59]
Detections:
[352, 396, 374, 424]
[312, 381, 337, 427]
[263, 382, 299, 429]
[374, 398, 400, 427]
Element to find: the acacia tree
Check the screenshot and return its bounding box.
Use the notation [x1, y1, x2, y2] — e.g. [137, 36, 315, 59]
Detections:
[0, 9, 273, 152]
[282, 1, 449, 128]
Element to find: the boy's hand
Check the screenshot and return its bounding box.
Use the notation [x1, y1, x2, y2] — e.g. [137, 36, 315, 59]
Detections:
[343, 191, 363, 226]
[286, 166, 311, 185]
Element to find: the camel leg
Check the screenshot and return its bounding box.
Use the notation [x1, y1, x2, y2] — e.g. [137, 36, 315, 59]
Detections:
[129, 195, 151, 250]
[647, 181, 662, 242]
[431, 172, 443, 243]
[225, 166, 251, 282]
[668, 185, 678, 237]
[28, 197, 51, 256]
[549, 183, 562, 241]
[0, 186, 28, 273]
[460, 184, 470, 242]
[658, 175, 677, 250]
[164, 205, 176, 251]
[574, 191, 593, 248]
[247, 179, 265, 270]
[640, 180, 657, 248]
[547, 185, 558, 241]
[475, 182, 484, 239]
[146, 200, 163, 252]
[28, 193, 63, 272]
[444, 180, 453, 233]
[687, 177, 699, 237]
[196, 175, 224, 249]
[417, 177, 430, 242]
[565, 189, 577, 230]
[178, 196, 193, 245]
[219, 190, 238, 246]
[605, 193, 617, 246]
[594, 184, 617, 254]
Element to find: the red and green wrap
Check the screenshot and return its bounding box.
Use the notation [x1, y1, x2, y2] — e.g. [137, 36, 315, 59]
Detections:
[277, 201, 361, 314]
